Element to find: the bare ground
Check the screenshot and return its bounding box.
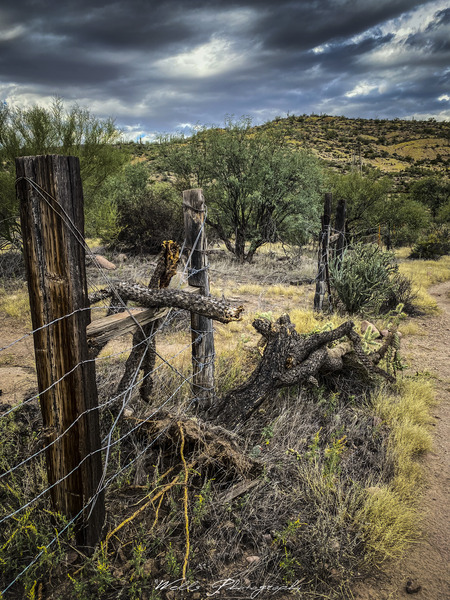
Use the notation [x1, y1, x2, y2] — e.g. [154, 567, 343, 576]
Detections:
[354, 280, 450, 600]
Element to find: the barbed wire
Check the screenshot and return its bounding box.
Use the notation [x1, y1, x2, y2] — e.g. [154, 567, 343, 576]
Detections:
[1, 179, 217, 595]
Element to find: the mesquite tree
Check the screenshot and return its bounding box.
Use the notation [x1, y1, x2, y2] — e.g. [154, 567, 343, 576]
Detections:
[157, 117, 323, 262]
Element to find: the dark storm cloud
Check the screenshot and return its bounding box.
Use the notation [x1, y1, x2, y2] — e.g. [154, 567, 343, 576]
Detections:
[0, 0, 449, 134]
[253, 0, 425, 50]
[405, 7, 450, 53]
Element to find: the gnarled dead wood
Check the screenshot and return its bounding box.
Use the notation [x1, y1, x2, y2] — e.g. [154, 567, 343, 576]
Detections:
[89, 282, 243, 324]
[209, 314, 395, 428]
[125, 411, 259, 476]
[116, 241, 180, 403]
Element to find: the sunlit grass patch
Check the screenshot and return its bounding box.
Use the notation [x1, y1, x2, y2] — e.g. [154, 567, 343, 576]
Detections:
[399, 320, 425, 336]
[289, 308, 349, 334]
[394, 247, 411, 260]
[398, 255, 450, 313]
[356, 486, 419, 565]
[265, 284, 304, 298]
[375, 379, 433, 493]
[399, 255, 450, 286]
[0, 285, 30, 325]
[85, 237, 103, 249]
[356, 377, 435, 566]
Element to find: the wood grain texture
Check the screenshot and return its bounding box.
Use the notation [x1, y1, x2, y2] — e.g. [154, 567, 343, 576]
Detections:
[16, 154, 104, 549]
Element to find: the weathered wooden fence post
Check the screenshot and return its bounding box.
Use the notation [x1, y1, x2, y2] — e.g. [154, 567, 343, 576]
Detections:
[314, 192, 333, 312]
[334, 197, 347, 264]
[183, 189, 215, 408]
[16, 154, 105, 549]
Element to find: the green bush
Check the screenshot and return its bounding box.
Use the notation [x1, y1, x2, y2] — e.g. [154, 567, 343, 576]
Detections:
[409, 226, 450, 259]
[330, 242, 415, 314]
[107, 163, 184, 254]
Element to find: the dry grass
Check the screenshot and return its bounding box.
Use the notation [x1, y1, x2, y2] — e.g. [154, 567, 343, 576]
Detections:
[356, 377, 435, 566]
[0, 244, 444, 599]
[399, 255, 450, 313]
[0, 284, 30, 326]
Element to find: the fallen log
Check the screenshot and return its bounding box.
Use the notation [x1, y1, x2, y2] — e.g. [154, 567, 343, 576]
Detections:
[89, 282, 244, 324]
[209, 314, 395, 428]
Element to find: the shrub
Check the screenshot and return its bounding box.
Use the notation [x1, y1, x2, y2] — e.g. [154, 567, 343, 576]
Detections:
[100, 163, 184, 254]
[330, 242, 415, 314]
[409, 226, 450, 260]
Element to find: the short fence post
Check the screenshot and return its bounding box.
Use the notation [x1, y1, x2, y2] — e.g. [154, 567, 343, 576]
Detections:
[16, 154, 105, 549]
[314, 192, 333, 312]
[182, 189, 215, 409]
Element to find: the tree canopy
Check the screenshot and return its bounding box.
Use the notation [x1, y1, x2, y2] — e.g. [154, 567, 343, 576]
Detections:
[409, 176, 450, 219]
[157, 117, 324, 262]
[0, 98, 126, 247]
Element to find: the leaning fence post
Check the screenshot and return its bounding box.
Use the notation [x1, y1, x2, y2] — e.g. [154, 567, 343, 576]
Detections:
[182, 189, 215, 409]
[16, 154, 105, 549]
[314, 192, 333, 312]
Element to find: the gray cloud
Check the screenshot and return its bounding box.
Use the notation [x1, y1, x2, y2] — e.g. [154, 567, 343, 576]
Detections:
[0, 0, 449, 135]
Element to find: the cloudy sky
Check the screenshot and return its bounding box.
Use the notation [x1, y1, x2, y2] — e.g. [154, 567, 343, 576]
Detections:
[1, 0, 449, 140]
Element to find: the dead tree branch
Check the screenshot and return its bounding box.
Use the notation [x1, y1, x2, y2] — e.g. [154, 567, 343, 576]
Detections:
[116, 241, 180, 403]
[89, 282, 244, 324]
[209, 314, 395, 428]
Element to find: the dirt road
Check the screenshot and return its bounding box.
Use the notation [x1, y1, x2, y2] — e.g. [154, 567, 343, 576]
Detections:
[355, 280, 450, 600]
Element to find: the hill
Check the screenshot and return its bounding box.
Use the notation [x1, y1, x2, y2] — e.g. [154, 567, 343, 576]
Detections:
[262, 114, 450, 191]
[129, 114, 450, 192]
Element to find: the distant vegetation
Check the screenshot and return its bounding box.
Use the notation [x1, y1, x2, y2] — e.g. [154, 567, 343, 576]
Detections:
[1, 105, 449, 259]
[120, 113, 449, 257]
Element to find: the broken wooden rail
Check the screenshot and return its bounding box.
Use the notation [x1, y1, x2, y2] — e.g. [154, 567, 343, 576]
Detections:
[87, 307, 168, 347]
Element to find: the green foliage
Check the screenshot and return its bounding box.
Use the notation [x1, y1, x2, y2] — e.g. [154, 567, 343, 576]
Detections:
[330, 242, 415, 314]
[436, 200, 450, 224]
[0, 98, 127, 247]
[323, 434, 347, 478]
[107, 162, 184, 253]
[274, 518, 305, 582]
[193, 479, 214, 526]
[381, 196, 431, 246]
[409, 176, 450, 218]
[409, 226, 450, 259]
[157, 116, 324, 261]
[164, 542, 181, 577]
[328, 170, 391, 237]
[129, 541, 150, 600]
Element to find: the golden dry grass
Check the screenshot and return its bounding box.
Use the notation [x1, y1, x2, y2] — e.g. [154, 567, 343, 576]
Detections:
[357, 377, 435, 565]
[399, 255, 450, 313]
[0, 285, 30, 326]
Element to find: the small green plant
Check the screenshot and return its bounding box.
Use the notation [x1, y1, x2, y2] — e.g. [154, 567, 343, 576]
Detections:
[193, 479, 214, 526]
[129, 541, 149, 600]
[164, 542, 181, 577]
[67, 573, 90, 600]
[261, 423, 275, 446]
[274, 518, 305, 583]
[305, 429, 322, 462]
[323, 434, 347, 478]
[92, 542, 115, 596]
[279, 547, 301, 583]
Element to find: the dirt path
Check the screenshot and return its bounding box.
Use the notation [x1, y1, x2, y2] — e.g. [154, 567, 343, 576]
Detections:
[354, 280, 450, 600]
